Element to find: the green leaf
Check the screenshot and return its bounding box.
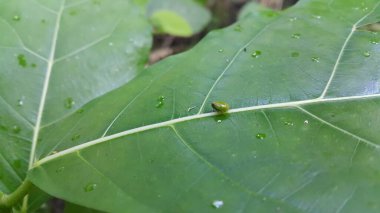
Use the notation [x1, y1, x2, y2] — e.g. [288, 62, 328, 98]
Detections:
[0, 0, 151, 209]
[150, 10, 193, 37]
[30, 0, 380, 211]
[147, 0, 211, 36]
[3, 0, 380, 212]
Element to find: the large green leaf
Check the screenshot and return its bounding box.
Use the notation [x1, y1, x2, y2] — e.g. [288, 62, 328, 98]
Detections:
[30, 0, 380, 211]
[3, 0, 380, 212]
[0, 0, 151, 210]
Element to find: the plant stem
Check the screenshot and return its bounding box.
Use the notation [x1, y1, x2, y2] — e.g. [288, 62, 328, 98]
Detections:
[0, 180, 32, 208]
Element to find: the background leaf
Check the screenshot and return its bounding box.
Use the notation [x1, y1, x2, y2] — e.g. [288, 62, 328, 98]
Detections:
[147, 0, 211, 36]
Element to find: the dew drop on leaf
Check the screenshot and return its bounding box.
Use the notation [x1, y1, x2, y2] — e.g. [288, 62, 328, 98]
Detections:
[217, 120, 222, 123]
[311, 56, 320, 62]
[12, 125, 21, 134]
[17, 97, 25, 107]
[69, 10, 77, 16]
[12, 15, 21, 21]
[156, 96, 165, 108]
[363, 51, 371, 57]
[187, 106, 196, 112]
[17, 54, 27, 67]
[313, 15, 321, 19]
[256, 133, 266, 140]
[291, 33, 301, 39]
[234, 24, 242, 32]
[289, 17, 297, 22]
[84, 183, 97, 192]
[218, 49, 224, 53]
[251, 50, 262, 58]
[284, 121, 294, 126]
[304, 120, 309, 124]
[56, 167, 65, 173]
[291, 52, 299, 57]
[370, 38, 379, 44]
[212, 200, 224, 209]
[71, 134, 80, 141]
[64, 97, 75, 109]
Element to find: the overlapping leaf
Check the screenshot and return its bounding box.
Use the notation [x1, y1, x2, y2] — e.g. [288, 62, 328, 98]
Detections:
[0, 0, 151, 209]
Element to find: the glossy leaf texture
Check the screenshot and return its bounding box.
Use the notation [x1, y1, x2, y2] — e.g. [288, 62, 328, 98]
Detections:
[25, 0, 380, 212]
[0, 0, 151, 204]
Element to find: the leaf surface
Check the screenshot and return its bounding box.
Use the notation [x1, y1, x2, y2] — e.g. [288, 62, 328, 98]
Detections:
[11, 0, 380, 212]
[0, 0, 151, 206]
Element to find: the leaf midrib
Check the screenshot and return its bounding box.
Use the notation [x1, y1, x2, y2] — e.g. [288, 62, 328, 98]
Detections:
[29, 0, 66, 169]
[35, 93, 380, 167]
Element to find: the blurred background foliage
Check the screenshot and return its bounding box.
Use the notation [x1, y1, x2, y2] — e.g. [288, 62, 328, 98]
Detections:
[148, 0, 299, 63]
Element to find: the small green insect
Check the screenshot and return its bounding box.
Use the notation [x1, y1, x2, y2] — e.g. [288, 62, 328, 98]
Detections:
[211, 101, 230, 113]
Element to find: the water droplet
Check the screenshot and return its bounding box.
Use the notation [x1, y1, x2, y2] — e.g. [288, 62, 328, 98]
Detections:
[69, 10, 77, 16]
[187, 106, 196, 112]
[363, 51, 370, 57]
[264, 11, 277, 17]
[64, 97, 75, 109]
[155, 96, 165, 108]
[312, 15, 321, 19]
[256, 133, 266, 140]
[251, 50, 262, 58]
[311, 56, 320, 62]
[212, 200, 224, 209]
[12, 125, 21, 134]
[218, 49, 224, 53]
[234, 24, 242, 32]
[71, 134, 80, 141]
[17, 97, 24, 106]
[291, 33, 301, 39]
[284, 121, 294, 126]
[217, 120, 222, 123]
[84, 183, 97, 192]
[304, 120, 309, 124]
[56, 166, 65, 173]
[289, 17, 297, 22]
[12, 15, 21, 21]
[370, 38, 379, 44]
[17, 54, 27, 67]
[225, 59, 230, 62]
[109, 42, 114, 46]
[291, 52, 299, 57]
